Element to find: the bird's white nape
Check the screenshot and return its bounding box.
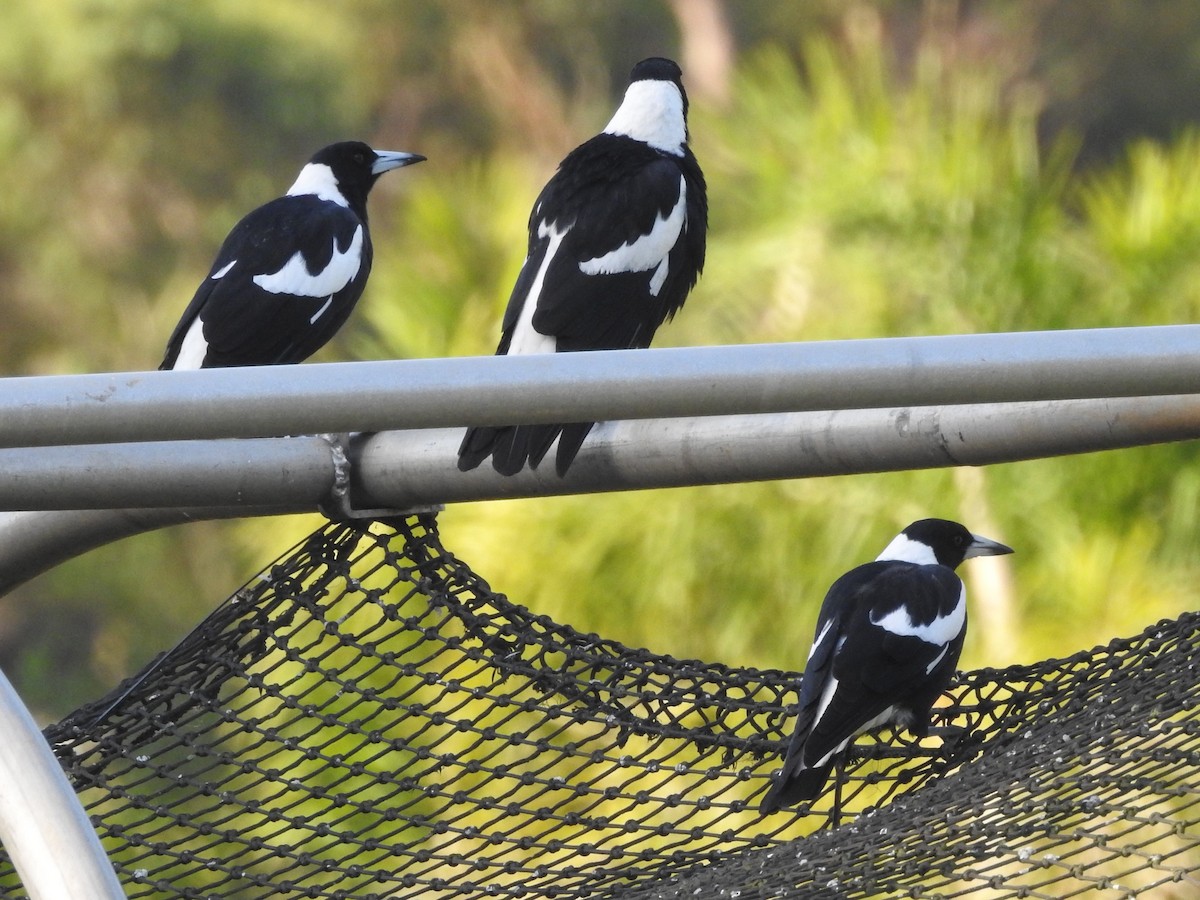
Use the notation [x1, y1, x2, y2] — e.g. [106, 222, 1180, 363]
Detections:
[286, 163, 350, 208]
[875, 534, 939, 566]
[603, 80, 687, 154]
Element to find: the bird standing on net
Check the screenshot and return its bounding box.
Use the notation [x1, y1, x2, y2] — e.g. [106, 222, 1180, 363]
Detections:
[160, 141, 425, 369]
[760, 518, 1013, 815]
[457, 57, 708, 477]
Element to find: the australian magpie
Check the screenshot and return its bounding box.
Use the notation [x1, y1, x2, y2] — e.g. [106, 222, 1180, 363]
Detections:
[457, 57, 707, 477]
[760, 518, 1013, 814]
[160, 141, 425, 370]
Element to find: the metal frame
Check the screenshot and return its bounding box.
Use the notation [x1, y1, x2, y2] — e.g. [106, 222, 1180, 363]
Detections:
[0, 666, 125, 898]
[1, 326, 1200, 898]
[0, 326, 1198, 580]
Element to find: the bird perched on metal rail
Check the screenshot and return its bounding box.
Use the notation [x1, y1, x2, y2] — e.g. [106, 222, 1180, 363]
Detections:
[457, 57, 708, 477]
[160, 141, 425, 370]
[760, 518, 1013, 814]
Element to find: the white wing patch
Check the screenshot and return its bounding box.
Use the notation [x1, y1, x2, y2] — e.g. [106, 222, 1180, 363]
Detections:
[812, 675, 840, 740]
[211, 259, 236, 280]
[253, 226, 363, 298]
[309, 295, 334, 324]
[924, 644, 950, 675]
[806, 619, 835, 662]
[649, 256, 670, 296]
[173, 317, 209, 370]
[870, 586, 966, 646]
[578, 176, 686, 297]
[508, 220, 568, 356]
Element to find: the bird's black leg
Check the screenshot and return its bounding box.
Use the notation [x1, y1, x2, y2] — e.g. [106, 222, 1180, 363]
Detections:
[829, 756, 844, 829]
[927, 721, 973, 762]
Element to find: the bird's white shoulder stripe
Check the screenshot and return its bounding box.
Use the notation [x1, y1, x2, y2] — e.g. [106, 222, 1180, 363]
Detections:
[211, 259, 236, 280]
[579, 176, 686, 294]
[173, 317, 209, 370]
[286, 163, 350, 207]
[812, 674, 840, 738]
[870, 585, 966, 646]
[806, 618, 835, 662]
[253, 226, 363, 298]
[508, 220, 568, 356]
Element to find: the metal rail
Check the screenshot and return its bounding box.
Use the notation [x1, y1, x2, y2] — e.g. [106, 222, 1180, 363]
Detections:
[1, 395, 1198, 512]
[2, 326, 1200, 447]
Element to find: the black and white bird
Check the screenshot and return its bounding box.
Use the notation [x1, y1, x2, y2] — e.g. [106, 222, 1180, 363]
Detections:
[760, 518, 1013, 814]
[457, 57, 707, 477]
[160, 141, 425, 370]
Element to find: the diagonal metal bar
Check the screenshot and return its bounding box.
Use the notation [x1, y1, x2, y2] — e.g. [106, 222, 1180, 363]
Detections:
[0, 506, 293, 599]
[2, 326, 1200, 448]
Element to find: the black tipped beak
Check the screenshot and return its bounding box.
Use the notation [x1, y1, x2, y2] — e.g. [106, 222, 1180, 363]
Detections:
[372, 151, 426, 175]
[965, 534, 1014, 559]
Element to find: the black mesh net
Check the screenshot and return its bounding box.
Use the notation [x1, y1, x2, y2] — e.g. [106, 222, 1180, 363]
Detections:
[2, 514, 1196, 898]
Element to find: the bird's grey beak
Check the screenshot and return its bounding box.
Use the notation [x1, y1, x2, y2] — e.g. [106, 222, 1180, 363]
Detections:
[372, 151, 426, 175]
[965, 533, 1014, 559]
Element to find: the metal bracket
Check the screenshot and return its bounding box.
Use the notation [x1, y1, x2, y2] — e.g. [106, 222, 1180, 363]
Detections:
[317, 433, 443, 522]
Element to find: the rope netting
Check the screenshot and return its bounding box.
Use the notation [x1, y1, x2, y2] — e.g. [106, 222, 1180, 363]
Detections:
[1, 514, 1195, 898]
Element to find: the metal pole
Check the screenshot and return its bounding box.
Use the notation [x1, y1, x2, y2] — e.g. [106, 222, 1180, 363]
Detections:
[2, 327, 1200, 447]
[0, 436, 338, 509]
[0, 392, 1196, 512]
[0, 666, 126, 899]
[352, 393, 1200, 505]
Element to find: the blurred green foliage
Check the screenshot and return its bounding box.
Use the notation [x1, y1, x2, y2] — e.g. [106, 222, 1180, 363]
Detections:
[3, 0, 1200, 722]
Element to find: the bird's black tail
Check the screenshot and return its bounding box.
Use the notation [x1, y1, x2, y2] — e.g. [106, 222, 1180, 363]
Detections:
[547, 421, 594, 477]
[457, 421, 595, 477]
[759, 758, 836, 814]
[457, 425, 505, 473]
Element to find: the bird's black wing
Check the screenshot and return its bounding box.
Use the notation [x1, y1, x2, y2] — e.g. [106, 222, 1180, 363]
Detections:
[759, 603, 843, 812]
[530, 138, 704, 350]
[800, 563, 966, 768]
[161, 196, 370, 368]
